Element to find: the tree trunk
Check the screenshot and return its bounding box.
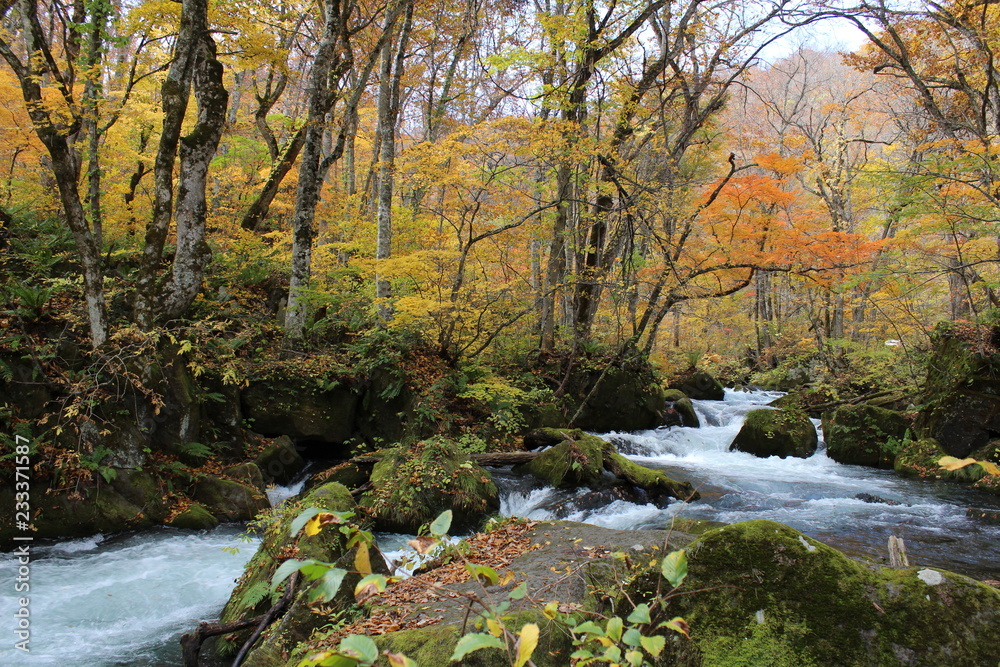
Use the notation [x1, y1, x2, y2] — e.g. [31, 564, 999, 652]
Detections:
[285, 0, 352, 338]
[374, 0, 414, 321]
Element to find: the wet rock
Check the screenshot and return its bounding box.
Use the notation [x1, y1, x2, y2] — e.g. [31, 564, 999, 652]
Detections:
[967, 507, 1000, 525]
[255, 435, 306, 485]
[192, 475, 268, 521]
[730, 408, 817, 459]
[662, 389, 700, 428]
[825, 404, 911, 468]
[916, 323, 1000, 458]
[521, 428, 699, 502]
[622, 520, 1000, 666]
[669, 370, 725, 401]
[854, 493, 904, 506]
[223, 462, 266, 491]
[358, 438, 499, 533]
[168, 504, 218, 530]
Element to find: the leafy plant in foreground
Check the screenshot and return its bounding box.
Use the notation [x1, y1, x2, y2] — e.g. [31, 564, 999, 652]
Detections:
[270, 507, 692, 666]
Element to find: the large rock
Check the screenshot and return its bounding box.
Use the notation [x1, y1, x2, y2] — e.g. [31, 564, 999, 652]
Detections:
[824, 404, 910, 468]
[662, 389, 700, 428]
[522, 429, 699, 502]
[254, 435, 306, 484]
[731, 408, 817, 459]
[218, 482, 379, 662]
[669, 370, 725, 401]
[915, 323, 1000, 458]
[359, 438, 499, 533]
[623, 520, 1000, 666]
[0, 469, 167, 548]
[242, 380, 359, 444]
[192, 475, 268, 521]
[894, 437, 999, 493]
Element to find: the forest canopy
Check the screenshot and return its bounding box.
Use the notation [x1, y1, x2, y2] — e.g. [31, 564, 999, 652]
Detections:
[1, 0, 997, 371]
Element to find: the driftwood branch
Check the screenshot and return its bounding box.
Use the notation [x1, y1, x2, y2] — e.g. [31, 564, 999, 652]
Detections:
[180, 571, 299, 667]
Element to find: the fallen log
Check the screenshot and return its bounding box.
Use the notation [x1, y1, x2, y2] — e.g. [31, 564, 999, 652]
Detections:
[349, 451, 538, 466]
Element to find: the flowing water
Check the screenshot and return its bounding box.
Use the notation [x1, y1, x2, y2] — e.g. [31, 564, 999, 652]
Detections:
[4, 390, 999, 665]
[0, 525, 256, 666]
[499, 389, 1000, 580]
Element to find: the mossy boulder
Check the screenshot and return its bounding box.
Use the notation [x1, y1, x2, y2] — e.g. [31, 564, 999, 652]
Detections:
[770, 385, 836, 418]
[168, 504, 218, 530]
[731, 409, 818, 459]
[662, 389, 700, 428]
[219, 482, 367, 659]
[242, 379, 359, 444]
[223, 462, 266, 491]
[623, 520, 1000, 666]
[0, 469, 168, 548]
[668, 369, 725, 401]
[254, 435, 306, 484]
[915, 323, 1000, 457]
[824, 404, 910, 468]
[894, 437, 998, 488]
[523, 429, 606, 487]
[192, 475, 269, 521]
[359, 438, 499, 533]
[522, 429, 699, 502]
[573, 366, 666, 432]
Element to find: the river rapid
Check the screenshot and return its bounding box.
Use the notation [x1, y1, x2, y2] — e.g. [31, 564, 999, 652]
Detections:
[500, 389, 1000, 580]
[3, 390, 999, 665]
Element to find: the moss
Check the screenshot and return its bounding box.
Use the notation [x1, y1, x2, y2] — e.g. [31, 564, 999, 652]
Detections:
[824, 404, 910, 468]
[605, 451, 699, 502]
[220, 481, 357, 628]
[524, 429, 605, 488]
[168, 504, 218, 530]
[731, 409, 817, 459]
[255, 435, 306, 484]
[373, 611, 571, 666]
[623, 520, 1000, 666]
[192, 475, 269, 521]
[359, 438, 499, 533]
[663, 389, 700, 428]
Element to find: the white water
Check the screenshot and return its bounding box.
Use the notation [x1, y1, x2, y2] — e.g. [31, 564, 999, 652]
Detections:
[500, 389, 1000, 579]
[0, 525, 256, 666]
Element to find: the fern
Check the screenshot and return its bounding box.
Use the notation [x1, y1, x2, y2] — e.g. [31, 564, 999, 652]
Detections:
[238, 581, 271, 612]
[179, 441, 214, 459]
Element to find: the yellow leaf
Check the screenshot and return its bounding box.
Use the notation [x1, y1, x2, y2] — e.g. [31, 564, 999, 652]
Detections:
[979, 460, 1000, 476]
[487, 617, 503, 637]
[355, 541, 372, 576]
[304, 515, 324, 537]
[938, 456, 978, 471]
[514, 623, 539, 667]
[543, 601, 559, 619]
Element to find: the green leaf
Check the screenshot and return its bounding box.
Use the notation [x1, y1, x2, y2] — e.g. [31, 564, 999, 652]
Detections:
[605, 617, 624, 643]
[661, 549, 688, 588]
[354, 574, 390, 602]
[290, 507, 323, 536]
[626, 603, 651, 624]
[337, 634, 379, 663]
[430, 510, 453, 537]
[271, 558, 307, 592]
[573, 621, 605, 636]
[659, 616, 690, 638]
[509, 582, 528, 600]
[626, 648, 644, 666]
[308, 567, 348, 603]
[300, 561, 336, 580]
[622, 627, 643, 647]
[450, 633, 504, 661]
[466, 563, 499, 586]
[640, 634, 666, 657]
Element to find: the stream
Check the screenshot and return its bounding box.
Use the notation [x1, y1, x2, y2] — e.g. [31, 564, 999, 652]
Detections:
[500, 389, 1000, 580]
[3, 390, 999, 665]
